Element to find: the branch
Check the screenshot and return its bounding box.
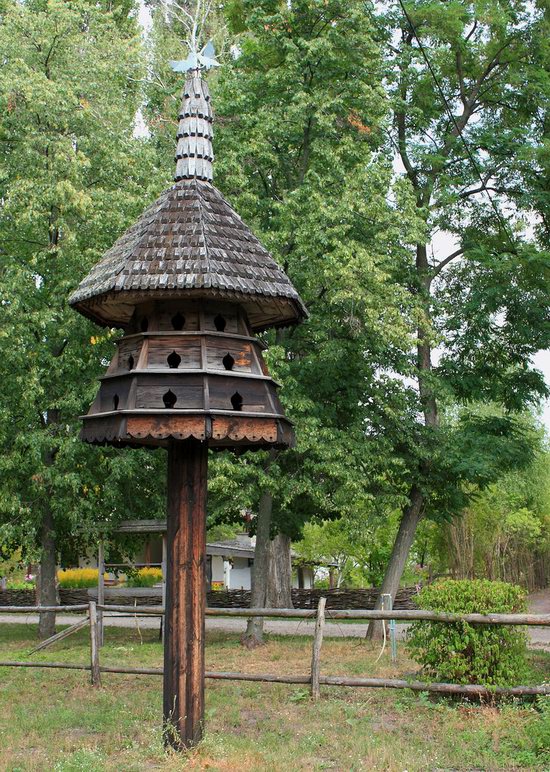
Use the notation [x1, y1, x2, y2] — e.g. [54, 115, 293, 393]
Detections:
[465, 20, 478, 43]
[455, 49, 467, 107]
[432, 248, 464, 277]
[459, 185, 505, 199]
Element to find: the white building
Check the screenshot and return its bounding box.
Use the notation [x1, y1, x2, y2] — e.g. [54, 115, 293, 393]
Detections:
[86, 522, 316, 590]
[206, 533, 315, 590]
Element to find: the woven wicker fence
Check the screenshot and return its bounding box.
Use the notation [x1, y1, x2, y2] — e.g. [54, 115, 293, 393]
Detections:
[0, 587, 418, 610]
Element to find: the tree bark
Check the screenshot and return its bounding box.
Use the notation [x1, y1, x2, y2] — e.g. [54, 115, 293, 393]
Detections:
[38, 412, 59, 640]
[366, 486, 424, 640]
[38, 503, 57, 639]
[242, 488, 273, 648]
[266, 533, 293, 609]
[366, 239, 438, 641]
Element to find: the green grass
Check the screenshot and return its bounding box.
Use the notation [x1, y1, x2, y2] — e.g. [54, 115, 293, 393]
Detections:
[0, 623, 548, 771]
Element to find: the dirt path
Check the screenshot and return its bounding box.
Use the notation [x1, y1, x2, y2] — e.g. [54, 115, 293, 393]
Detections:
[526, 589, 550, 650]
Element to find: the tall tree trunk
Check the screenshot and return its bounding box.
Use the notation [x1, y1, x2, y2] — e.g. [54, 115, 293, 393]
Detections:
[366, 486, 424, 640]
[367, 244, 436, 640]
[38, 413, 59, 639]
[242, 488, 273, 648]
[38, 503, 57, 639]
[266, 533, 293, 608]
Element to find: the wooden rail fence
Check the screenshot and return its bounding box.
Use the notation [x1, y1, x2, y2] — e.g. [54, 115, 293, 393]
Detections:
[0, 601, 549, 698]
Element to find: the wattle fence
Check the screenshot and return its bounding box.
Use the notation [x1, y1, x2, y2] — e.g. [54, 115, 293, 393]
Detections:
[0, 586, 419, 610]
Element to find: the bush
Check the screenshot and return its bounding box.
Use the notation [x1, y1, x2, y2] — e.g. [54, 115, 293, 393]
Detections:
[57, 568, 106, 589]
[406, 579, 529, 686]
[126, 567, 163, 588]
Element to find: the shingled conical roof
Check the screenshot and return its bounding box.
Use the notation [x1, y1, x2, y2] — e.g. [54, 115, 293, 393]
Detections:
[69, 72, 307, 332]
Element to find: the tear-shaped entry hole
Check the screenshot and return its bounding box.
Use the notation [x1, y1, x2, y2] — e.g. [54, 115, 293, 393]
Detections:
[163, 390, 177, 409]
[171, 312, 185, 331]
[127, 354, 134, 370]
[140, 317, 149, 332]
[231, 391, 243, 411]
[223, 353, 235, 371]
[113, 394, 120, 410]
[214, 314, 226, 332]
[167, 350, 181, 369]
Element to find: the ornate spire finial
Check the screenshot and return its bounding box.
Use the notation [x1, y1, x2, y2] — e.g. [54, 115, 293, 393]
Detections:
[174, 70, 214, 182]
[170, 41, 219, 183]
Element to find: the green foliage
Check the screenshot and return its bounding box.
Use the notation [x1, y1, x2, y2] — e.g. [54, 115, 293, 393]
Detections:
[295, 514, 402, 588]
[432, 446, 550, 588]
[407, 579, 529, 687]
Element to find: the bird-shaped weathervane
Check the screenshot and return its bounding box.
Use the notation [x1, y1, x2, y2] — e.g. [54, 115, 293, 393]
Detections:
[169, 39, 220, 73]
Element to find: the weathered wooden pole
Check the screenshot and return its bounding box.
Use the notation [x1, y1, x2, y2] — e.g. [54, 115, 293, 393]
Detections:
[89, 601, 101, 688]
[163, 440, 208, 750]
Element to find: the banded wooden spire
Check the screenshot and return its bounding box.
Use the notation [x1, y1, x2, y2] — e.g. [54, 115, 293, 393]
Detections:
[175, 71, 214, 182]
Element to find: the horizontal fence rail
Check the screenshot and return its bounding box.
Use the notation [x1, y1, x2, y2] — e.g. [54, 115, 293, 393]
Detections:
[0, 605, 90, 613]
[2, 604, 549, 627]
[0, 601, 548, 699]
[0, 660, 547, 698]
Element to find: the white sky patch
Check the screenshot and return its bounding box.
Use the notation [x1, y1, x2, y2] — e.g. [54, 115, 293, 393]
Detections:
[133, 107, 150, 139]
[138, 1, 152, 33]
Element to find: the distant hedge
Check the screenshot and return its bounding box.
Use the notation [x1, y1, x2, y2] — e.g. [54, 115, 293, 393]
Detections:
[406, 579, 528, 687]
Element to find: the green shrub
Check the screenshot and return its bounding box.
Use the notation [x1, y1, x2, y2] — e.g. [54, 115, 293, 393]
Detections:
[406, 579, 528, 686]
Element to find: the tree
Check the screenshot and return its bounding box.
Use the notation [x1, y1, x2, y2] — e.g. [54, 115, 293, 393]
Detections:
[0, 0, 164, 636]
[216, 0, 424, 644]
[366, 0, 550, 636]
[434, 440, 550, 588]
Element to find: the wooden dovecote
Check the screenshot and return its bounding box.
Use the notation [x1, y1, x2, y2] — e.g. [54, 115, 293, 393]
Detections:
[69, 72, 306, 451]
[70, 68, 306, 750]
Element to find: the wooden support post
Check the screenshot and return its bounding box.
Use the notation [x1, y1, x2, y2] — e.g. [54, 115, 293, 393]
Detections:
[97, 541, 105, 646]
[161, 534, 167, 643]
[163, 440, 208, 751]
[89, 601, 101, 688]
[310, 596, 326, 701]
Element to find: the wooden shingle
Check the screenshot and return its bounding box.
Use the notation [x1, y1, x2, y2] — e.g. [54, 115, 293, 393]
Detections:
[69, 180, 307, 330]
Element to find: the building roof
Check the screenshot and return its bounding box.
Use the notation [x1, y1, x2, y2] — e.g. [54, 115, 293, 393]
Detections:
[69, 73, 307, 331]
[206, 538, 257, 559]
[112, 521, 335, 565]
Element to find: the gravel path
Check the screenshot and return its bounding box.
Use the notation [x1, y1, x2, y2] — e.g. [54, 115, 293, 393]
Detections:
[0, 612, 398, 639]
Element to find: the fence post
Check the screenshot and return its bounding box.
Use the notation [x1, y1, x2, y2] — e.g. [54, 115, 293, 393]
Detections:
[89, 601, 101, 688]
[97, 541, 105, 647]
[310, 596, 327, 700]
[381, 593, 397, 663]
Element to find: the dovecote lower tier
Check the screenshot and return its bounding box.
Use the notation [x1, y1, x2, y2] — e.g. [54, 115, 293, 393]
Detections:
[80, 301, 294, 449]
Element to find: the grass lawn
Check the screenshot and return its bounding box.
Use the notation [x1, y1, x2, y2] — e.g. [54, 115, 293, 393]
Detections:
[0, 623, 548, 771]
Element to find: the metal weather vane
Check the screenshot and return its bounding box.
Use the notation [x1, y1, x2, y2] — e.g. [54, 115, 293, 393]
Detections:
[169, 39, 220, 73]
